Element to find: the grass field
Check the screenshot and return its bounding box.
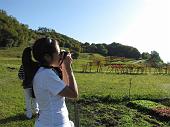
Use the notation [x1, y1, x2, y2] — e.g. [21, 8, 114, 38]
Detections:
[0, 48, 170, 127]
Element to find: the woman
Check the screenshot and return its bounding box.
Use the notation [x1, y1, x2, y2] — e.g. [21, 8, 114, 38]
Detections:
[18, 47, 39, 119]
[32, 38, 78, 127]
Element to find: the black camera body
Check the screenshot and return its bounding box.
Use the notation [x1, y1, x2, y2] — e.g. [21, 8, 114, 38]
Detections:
[62, 51, 69, 60]
[59, 51, 69, 66]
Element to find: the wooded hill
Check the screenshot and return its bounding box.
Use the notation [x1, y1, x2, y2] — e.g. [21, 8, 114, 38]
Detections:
[0, 10, 163, 62]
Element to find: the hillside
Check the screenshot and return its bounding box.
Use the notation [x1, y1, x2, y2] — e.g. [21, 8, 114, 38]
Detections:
[0, 9, 163, 62]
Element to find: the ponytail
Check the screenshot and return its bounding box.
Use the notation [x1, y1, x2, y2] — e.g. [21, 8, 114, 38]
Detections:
[22, 47, 39, 97]
[22, 47, 33, 70]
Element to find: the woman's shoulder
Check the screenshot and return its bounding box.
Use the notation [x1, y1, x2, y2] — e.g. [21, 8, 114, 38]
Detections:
[37, 67, 58, 78]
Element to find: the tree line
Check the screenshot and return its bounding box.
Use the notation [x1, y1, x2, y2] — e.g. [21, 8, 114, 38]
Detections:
[0, 10, 163, 63]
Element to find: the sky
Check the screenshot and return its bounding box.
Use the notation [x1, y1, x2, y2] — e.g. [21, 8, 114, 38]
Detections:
[0, 0, 169, 62]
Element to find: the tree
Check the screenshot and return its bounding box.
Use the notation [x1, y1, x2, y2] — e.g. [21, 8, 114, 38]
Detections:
[141, 52, 151, 59]
[81, 42, 90, 52]
[71, 50, 79, 59]
[0, 10, 31, 47]
[150, 51, 163, 63]
[87, 43, 97, 53]
[107, 42, 140, 59]
[148, 51, 163, 66]
[96, 44, 108, 56]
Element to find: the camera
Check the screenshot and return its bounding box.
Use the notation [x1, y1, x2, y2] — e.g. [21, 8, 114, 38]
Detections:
[61, 51, 69, 60]
[59, 51, 69, 66]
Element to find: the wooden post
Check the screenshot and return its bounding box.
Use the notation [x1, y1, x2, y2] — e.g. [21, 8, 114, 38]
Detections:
[128, 78, 132, 100]
[74, 101, 80, 127]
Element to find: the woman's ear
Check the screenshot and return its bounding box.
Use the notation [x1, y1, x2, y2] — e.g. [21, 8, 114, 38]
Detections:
[44, 54, 52, 63]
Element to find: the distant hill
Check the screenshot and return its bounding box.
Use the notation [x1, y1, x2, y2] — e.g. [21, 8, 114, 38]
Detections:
[0, 9, 162, 62]
[0, 10, 82, 49]
[0, 10, 31, 47]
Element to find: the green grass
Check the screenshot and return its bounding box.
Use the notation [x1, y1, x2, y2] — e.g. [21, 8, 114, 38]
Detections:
[0, 48, 170, 126]
[127, 100, 170, 122]
[76, 73, 170, 100]
[79, 103, 167, 127]
[0, 47, 23, 58]
[0, 64, 34, 127]
[129, 100, 166, 110]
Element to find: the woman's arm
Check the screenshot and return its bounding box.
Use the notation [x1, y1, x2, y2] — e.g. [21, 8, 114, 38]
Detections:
[58, 54, 78, 98]
[61, 65, 69, 85]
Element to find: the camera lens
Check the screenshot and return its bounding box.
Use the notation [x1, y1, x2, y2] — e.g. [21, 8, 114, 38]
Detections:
[59, 51, 69, 66]
[63, 51, 69, 59]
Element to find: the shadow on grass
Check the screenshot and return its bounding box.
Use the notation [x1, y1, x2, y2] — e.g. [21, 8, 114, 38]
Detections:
[0, 113, 34, 124]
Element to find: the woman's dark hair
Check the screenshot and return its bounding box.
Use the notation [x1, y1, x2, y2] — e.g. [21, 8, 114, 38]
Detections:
[22, 47, 40, 97]
[21, 38, 63, 98]
[32, 37, 58, 65]
[32, 37, 63, 79]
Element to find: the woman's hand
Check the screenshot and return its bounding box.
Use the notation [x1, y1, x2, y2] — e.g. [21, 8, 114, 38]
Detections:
[62, 53, 73, 70]
[61, 53, 73, 85]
